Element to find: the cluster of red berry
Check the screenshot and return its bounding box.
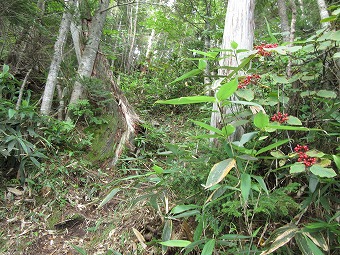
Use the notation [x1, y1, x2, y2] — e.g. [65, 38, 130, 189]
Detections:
[271, 112, 289, 123]
[294, 144, 317, 167]
[254, 43, 278, 56]
[238, 74, 261, 89]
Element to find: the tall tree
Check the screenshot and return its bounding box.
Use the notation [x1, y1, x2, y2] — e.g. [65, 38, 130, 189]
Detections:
[210, 0, 255, 141]
[68, 0, 110, 113]
[316, 0, 330, 28]
[277, 0, 290, 42]
[40, 0, 74, 115]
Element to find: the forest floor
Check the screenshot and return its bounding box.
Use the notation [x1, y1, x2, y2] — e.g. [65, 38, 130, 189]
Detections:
[0, 112, 196, 255]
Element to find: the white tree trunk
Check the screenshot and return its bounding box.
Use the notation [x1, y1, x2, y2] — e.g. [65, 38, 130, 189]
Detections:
[40, 1, 73, 115]
[210, 0, 255, 142]
[68, 0, 110, 110]
[316, 0, 330, 28]
[145, 29, 155, 59]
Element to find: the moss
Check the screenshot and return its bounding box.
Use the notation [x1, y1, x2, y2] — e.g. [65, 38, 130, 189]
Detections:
[86, 114, 122, 165]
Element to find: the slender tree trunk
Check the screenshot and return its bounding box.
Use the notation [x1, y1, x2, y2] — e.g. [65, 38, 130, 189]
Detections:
[126, 0, 139, 73]
[70, 0, 82, 64]
[210, 0, 255, 142]
[68, 0, 110, 112]
[286, 0, 297, 78]
[145, 29, 155, 59]
[316, 0, 330, 28]
[204, 0, 212, 92]
[40, 1, 73, 115]
[277, 0, 290, 42]
[15, 68, 32, 110]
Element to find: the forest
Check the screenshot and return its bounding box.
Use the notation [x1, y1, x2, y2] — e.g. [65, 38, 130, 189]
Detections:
[0, 0, 339, 254]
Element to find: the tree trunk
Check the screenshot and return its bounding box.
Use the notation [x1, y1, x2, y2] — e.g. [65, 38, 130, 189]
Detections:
[126, 0, 139, 73]
[210, 0, 255, 142]
[316, 0, 330, 28]
[68, 0, 110, 112]
[40, 1, 73, 115]
[277, 0, 290, 42]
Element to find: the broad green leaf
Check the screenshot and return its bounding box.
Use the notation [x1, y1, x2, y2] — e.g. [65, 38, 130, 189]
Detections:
[295, 233, 324, 255]
[190, 49, 219, 58]
[169, 69, 202, 84]
[290, 163, 306, 174]
[233, 131, 258, 147]
[173, 210, 200, 219]
[260, 224, 299, 255]
[285, 46, 302, 53]
[198, 59, 207, 70]
[204, 158, 236, 189]
[98, 188, 120, 209]
[254, 112, 269, 129]
[235, 88, 254, 101]
[219, 234, 251, 240]
[310, 165, 336, 178]
[287, 116, 302, 126]
[8, 109, 16, 119]
[270, 150, 286, 158]
[156, 96, 215, 105]
[251, 175, 269, 194]
[241, 173, 251, 202]
[201, 239, 215, 255]
[231, 41, 238, 49]
[317, 90, 337, 98]
[333, 52, 340, 58]
[300, 90, 316, 97]
[159, 240, 191, 247]
[272, 74, 289, 84]
[222, 124, 235, 137]
[317, 158, 331, 167]
[216, 78, 238, 101]
[3, 64, 9, 74]
[30, 157, 40, 167]
[162, 219, 172, 253]
[304, 231, 329, 251]
[332, 155, 340, 170]
[171, 204, 200, 214]
[152, 165, 164, 174]
[192, 120, 223, 135]
[306, 150, 325, 158]
[309, 174, 319, 193]
[256, 139, 291, 156]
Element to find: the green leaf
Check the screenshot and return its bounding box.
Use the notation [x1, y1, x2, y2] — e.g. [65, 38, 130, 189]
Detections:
[270, 150, 286, 158]
[272, 74, 289, 84]
[162, 219, 173, 253]
[204, 158, 236, 189]
[231, 41, 238, 49]
[3, 64, 9, 74]
[201, 239, 215, 255]
[310, 165, 337, 178]
[287, 116, 302, 126]
[235, 88, 254, 101]
[222, 124, 235, 137]
[254, 112, 269, 129]
[300, 90, 316, 97]
[266, 124, 322, 132]
[260, 224, 299, 255]
[152, 165, 164, 174]
[241, 173, 251, 202]
[295, 233, 324, 255]
[159, 240, 191, 247]
[169, 69, 202, 84]
[332, 155, 340, 170]
[304, 231, 329, 251]
[256, 139, 291, 156]
[251, 175, 269, 194]
[265, 17, 278, 43]
[171, 204, 200, 215]
[156, 96, 215, 105]
[219, 234, 251, 240]
[290, 163, 306, 174]
[98, 188, 120, 209]
[316, 90, 337, 98]
[8, 109, 16, 119]
[198, 59, 207, 70]
[306, 150, 325, 158]
[192, 120, 223, 135]
[333, 52, 340, 59]
[173, 210, 200, 219]
[71, 244, 87, 255]
[216, 78, 238, 101]
[233, 132, 258, 147]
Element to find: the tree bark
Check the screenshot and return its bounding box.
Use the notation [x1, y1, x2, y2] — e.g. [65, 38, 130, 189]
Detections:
[316, 0, 330, 28]
[68, 0, 110, 112]
[277, 0, 290, 42]
[210, 0, 255, 142]
[40, 1, 73, 115]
